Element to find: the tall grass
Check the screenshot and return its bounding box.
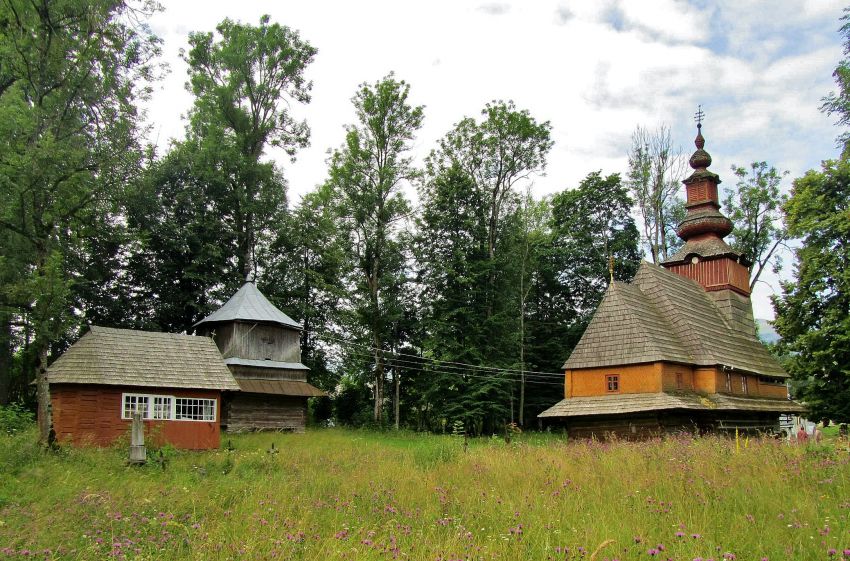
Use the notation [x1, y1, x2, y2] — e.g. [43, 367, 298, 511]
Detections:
[0, 428, 847, 560]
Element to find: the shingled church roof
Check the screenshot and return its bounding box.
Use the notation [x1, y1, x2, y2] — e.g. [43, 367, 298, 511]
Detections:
[194, 281, 301, 329]
[563, 262, 786, 377]
[47, 326, 240, 390]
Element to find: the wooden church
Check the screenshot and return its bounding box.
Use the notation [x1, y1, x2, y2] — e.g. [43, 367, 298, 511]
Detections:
[538, 121, 804, 438]
[194, 280, 325, 433]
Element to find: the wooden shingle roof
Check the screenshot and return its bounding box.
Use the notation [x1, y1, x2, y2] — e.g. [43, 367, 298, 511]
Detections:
[538, 392, 804, 418]
[563, 262, 786, 377]
[236, 379, 327, 397]
[194, 281, 301, 329]
[47, 326, 240, 391]
[562, 280, 692, 369]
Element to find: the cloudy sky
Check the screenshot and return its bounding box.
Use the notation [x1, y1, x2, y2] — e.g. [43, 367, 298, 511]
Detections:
[144, 0, 847, 319]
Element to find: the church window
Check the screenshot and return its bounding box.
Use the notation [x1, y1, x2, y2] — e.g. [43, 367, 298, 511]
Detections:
[606, 375, 619, 392]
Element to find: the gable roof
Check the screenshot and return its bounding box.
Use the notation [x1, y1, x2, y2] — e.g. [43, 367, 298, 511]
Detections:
[563, 262, 786, 377]
[194, 281, 301, 330]
[47, 326, 240, 390]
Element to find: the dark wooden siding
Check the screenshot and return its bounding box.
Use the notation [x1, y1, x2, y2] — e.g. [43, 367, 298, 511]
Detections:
[210, 322, 300, 362]
[546, 410, 780, 440]
[223, 393, 307, 433]
[51, 384, 221, 449]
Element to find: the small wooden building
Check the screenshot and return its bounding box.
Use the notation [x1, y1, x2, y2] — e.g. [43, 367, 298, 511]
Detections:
[538, 124, 804, 438]
[46, 326, 240, 449]
[194, 281, 325, 432]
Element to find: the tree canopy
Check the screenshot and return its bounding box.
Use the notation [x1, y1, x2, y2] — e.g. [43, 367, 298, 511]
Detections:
[0, 0, 161, 438]
[723, 162, 789, 290]
[328, 74, 424, 424]
[773, 159, 850, 422]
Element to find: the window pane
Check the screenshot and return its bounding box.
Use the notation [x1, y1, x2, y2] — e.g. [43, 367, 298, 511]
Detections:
[153, 396, 172, 420]
[123, 395, 149, 419]
[175, 398, 216, 421]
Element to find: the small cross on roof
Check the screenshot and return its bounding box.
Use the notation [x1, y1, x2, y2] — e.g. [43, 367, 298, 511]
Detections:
[694, 105, 705, 127]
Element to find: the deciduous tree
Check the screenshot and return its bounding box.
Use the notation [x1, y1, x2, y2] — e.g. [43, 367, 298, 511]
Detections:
[724, 162, 789, 290]
[773, 159, 850, 422]
[626, 125, 686, 263]
[428, 101, 552, 299]
[328, 75, 423, 424]
[0, 0, 161, 441]
[183, 14, 315, 278]
[820, 7, 850, 158]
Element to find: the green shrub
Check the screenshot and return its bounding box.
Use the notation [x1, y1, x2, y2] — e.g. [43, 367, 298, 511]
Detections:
[0, 403, 35, 435]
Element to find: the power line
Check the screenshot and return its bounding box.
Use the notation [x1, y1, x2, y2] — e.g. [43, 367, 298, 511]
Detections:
[313, 329, 565, 379]
[340, 345, 565, 383]
[323, 337, 565, 387]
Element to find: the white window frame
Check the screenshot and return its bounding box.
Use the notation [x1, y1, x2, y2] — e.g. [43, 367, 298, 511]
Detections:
[174, 397, 217, 422]
[152, 395, 173, 420]
[122, 393, 151, 419]
[121, 393, 216, 422]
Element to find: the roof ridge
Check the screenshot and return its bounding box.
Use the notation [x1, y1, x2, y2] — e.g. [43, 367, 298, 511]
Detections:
[90, 325, 202, 338]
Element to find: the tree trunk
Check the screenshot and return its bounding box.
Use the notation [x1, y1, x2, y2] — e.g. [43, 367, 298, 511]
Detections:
[372, 336, 383, 423]
[393, 366, 400, 430]
[518, 284, 525, 427]
[519, 332, 525, 427]
[36, 343, 51, 445]
[0, 313, 11, 405]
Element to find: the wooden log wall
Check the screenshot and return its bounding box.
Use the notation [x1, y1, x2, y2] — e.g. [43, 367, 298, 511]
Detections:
[223, 393, 307, 433]
[548, 410, 781, 440]
[206, 322, 301, 363]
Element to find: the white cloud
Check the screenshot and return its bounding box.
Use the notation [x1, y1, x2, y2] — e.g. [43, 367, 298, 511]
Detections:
[617, 0, 710, 43]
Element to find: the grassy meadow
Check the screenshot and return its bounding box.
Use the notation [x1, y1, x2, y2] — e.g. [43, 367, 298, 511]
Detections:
[0, 428, 848, 560]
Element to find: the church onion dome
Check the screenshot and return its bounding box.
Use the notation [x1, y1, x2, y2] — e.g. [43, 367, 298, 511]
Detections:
[688, 125, 712, 170]
[676, 119, 733, 243]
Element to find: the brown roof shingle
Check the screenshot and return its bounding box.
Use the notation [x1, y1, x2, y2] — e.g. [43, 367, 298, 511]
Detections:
[236, 379, 326, 397]
[563, 262, 786, 377]
[47, 326, 240, 391]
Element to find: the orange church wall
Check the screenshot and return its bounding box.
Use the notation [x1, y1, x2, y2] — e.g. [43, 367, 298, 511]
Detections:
[712, 371, 787, 399]
[565, 363, 788, 400]
[756, 380, 789, 399]
[565, 363, 661, 398]
[660, 363, 695, 391]
[693, 367, 718, 393]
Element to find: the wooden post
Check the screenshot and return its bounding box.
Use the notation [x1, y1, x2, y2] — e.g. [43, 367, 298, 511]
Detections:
[129, 412, 146, 464]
